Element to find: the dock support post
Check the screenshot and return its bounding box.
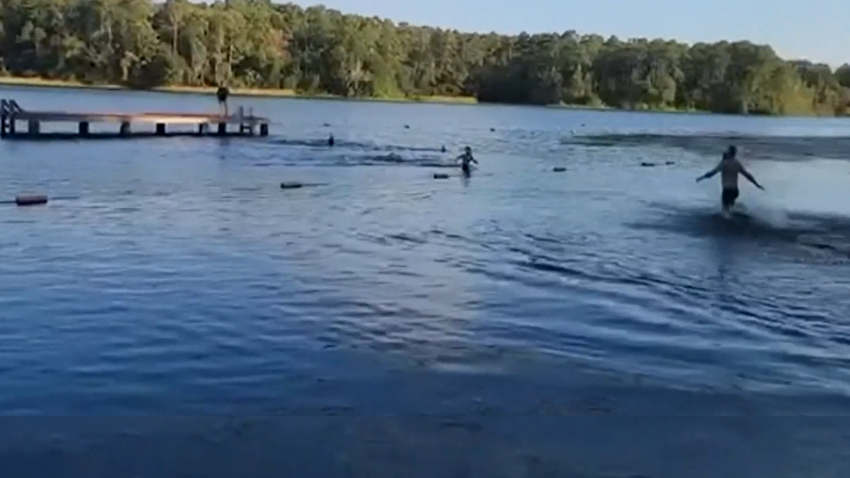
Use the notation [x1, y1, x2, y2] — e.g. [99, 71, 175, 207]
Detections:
[217, 123, 226, 136]
[120, 122, 131, 136]
[198, 124, 209, 136]
[27, 120, 40, 137]
[79, 122, 89, 137]
[1, 113, 6, 138]
[9, 118, 16, 136]
[260, 123, 269, 137]
[156, 123, 166, 136]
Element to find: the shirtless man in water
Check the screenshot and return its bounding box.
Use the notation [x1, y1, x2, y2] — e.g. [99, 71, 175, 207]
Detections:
[457, 146, 478, 175]
[696, 145, 764, 213]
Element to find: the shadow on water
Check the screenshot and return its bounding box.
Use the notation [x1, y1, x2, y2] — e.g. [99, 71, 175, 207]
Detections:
[264, 136, 456, 168]
[628, 202, 850, 264]
[566, 133, 850, 161]
[269, 136, 446, 153]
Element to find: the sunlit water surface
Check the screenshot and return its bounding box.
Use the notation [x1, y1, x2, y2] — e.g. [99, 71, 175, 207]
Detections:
[2, 86, 850, 477]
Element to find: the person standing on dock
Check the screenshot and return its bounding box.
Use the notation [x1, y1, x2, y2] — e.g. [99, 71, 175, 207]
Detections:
[217, 84, 230, 117]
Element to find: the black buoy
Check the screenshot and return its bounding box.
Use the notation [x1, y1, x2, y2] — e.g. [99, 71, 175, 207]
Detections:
[553, 167, 566, 172]
[441, 145, 447, 153]
[328, 134, 334, 147]
[640, 162, 656, 167]
[15, 194, 49, 206]
[490, 128, 496, 132]
[665, 161, 675, 165]
[433, 173, 450, 179]
[280, 182, 304, 189]
[323, 122, 331, 127]
[404, 125, 410, 129]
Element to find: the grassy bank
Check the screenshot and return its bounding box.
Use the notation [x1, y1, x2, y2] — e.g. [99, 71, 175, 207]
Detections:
[0, 76, 477, 105]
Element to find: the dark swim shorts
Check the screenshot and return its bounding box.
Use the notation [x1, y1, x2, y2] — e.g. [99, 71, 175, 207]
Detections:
[722, 188, 739, 208]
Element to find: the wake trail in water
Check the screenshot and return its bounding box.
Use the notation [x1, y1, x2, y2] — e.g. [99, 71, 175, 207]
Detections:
[565, 133, 850, 162]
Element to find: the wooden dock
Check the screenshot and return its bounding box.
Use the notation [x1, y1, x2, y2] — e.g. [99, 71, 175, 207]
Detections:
[1, 98, 270, 140]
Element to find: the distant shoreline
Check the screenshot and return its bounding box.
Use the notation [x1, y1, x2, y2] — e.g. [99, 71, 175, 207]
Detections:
[0, 76, 478, 106]
[1, 76, 839, 118]
[0, 76, 684, 114]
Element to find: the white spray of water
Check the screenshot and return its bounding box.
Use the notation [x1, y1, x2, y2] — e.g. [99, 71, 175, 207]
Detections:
[735, 196, 792, 229]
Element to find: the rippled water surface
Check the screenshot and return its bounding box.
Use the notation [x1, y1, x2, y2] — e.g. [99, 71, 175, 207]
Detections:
[3, 85, 850, 477]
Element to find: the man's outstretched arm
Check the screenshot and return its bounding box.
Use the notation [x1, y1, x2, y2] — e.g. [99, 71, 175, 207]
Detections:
[741, 167, 764, 190]
[696, 164, 720, 182]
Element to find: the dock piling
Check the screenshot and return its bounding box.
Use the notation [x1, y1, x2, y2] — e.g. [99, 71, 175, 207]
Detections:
[120, 122, 131, 136]
[27, 120, 40, 137]
[1, 99, 9, 138]
[198, 124, 208, 135]
[79, 122, 89, 136]
[156, 123, 166, 136]
[217, 123, 226, 136]
[260, 123, 269, 136]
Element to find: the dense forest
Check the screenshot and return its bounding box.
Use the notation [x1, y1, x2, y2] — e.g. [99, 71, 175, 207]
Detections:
[2, 0, 850, 115]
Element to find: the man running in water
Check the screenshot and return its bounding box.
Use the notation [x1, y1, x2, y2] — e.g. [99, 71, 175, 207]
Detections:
[696, 145, 764, 213]
[457, 146, 478, 175]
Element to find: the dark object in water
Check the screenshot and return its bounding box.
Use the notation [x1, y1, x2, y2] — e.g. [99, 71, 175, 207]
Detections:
[665, 161, 675, 165]
[323, 123, 331, 127]
[280, 182, 304, 189]
[553, 167, 566, 172]
[328, 134, 334, 147]
[433, 173, 450, 179]
[404, 125, 410, 129]
[490, 127, 496, 132]
[441, 145, 447, 153]
[640, 162, 656, 167]
[15, 195, 48, 206]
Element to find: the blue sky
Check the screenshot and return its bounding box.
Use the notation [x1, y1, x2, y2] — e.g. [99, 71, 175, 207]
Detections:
[288, 0, 848, 67]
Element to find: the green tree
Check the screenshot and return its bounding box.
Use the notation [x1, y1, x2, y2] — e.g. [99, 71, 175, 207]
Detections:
[0, 0, 846, 115]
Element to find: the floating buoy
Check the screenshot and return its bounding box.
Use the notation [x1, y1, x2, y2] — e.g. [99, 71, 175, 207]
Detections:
[553, 167, 566, 172]
[665, 161, 675, 165]
[640, 162, 656, 167]
[1, 194, 77, 207]
[490, 128, 496, 132]
[433, 173, 450, 179]
[404, 125, 411, 129]
[280, 182, 304, 189]
[15, 195, 48, 206]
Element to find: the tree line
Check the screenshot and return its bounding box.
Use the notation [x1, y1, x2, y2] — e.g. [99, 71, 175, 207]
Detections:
[2, 0, 849, 115]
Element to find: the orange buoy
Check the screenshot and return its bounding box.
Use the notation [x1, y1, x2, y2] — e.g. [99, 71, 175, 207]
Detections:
[15, 195, 48, 206]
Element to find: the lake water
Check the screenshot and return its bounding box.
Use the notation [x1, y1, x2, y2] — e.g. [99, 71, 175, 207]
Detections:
[2, 85, 850, 477]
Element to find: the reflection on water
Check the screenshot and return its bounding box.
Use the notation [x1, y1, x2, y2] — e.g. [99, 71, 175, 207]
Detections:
[2, 85, 850, 477]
